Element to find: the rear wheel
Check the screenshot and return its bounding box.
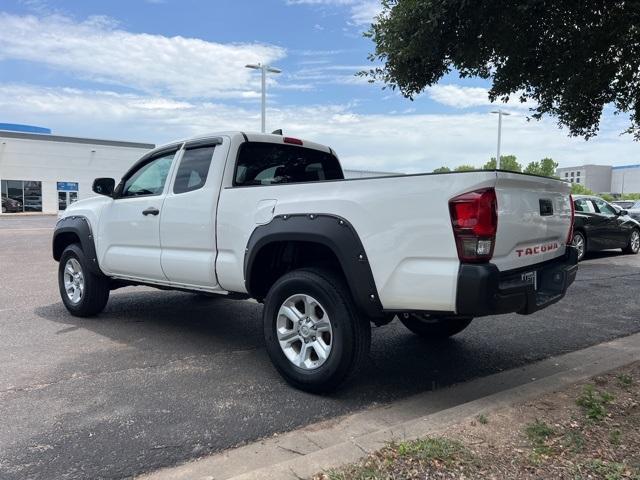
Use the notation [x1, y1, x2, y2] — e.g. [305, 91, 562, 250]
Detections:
[623, 228, 640, 255]
[263, 268, 370, 393]
[58, 243, 110, 317]
[399, 313, 472, 339]
[572, 231, 587, 261]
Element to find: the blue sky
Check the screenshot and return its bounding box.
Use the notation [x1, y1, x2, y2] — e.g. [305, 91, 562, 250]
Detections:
[0, 0, 637, 172]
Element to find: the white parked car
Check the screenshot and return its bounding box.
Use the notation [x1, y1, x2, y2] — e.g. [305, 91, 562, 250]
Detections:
[53, 132, 578, 391]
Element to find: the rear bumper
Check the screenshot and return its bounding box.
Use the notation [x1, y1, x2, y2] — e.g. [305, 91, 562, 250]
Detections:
[456, 247, 578, 317]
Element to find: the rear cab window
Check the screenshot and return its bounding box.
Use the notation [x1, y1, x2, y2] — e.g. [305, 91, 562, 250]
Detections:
[234, 142, 343, 186]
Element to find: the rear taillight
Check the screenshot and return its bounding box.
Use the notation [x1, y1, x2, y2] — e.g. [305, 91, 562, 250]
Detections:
[449, 188, 498, 263]
[566, 194, 575, 245]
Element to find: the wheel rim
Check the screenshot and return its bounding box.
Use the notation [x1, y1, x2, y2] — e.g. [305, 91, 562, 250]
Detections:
[276, 294, 333, 370]
[632, 230, 640, 253]
[573, 234, 585, 259]
[63, 258, 84, 304]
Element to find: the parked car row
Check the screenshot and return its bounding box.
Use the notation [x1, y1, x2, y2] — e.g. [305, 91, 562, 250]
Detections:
[573, 195, 640, 261]
[612, 199, 640, 222]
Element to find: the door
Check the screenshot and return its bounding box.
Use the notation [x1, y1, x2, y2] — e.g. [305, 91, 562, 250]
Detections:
[591, 197, 625, 247]
[574, 198, 609, 250]
[97, 150, 177, 281]
[160, 140, 223, 287]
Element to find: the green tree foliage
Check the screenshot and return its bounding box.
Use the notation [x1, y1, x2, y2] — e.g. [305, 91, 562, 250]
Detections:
[524, 158, 559, 177]
[454, 164, 475, 172]
[432, 166, 451, 173]
[482, 155, 521, 172]
[364, 1, 640, 139]
[571, 183, 594, 195]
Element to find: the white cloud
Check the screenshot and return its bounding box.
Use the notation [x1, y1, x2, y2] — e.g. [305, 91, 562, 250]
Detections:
[0, 13, 285, 98]
[1, 84, 636, 172]
[286, 0, 382, 26]
[427, 84, 537, 110]
[349, 1, 383, 25]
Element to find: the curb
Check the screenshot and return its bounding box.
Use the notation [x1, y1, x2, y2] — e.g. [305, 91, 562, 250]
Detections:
[139, 332, 640, 480]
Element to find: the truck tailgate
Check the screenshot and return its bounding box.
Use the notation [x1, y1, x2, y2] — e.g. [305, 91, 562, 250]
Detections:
[492, 172, 572, 271]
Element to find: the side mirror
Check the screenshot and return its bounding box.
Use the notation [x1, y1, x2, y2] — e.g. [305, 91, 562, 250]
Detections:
[620, 209, 628, 216]
[92, 178, 115, 196]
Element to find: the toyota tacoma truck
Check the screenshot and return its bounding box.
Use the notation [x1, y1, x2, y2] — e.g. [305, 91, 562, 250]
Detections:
[53, 132, 578, 392]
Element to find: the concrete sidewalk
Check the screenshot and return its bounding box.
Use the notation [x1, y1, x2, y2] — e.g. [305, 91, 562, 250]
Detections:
[139, 332, 640, 480]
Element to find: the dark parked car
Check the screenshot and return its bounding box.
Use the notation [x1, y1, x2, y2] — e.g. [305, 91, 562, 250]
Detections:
[1, 197, 22, 213]
[612, 200, 636, 210]
[624, 200, 640, 222]
[572, 195, 640, 261]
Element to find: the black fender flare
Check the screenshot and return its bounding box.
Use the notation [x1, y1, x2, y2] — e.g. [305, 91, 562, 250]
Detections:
[52, 216, 102, 275]
[244, 214, 384, 318]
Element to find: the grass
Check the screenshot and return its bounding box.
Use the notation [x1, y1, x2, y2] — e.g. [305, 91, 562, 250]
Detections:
[524, 419, 557, 461]
[609, 429, 622, 446]
[563, 430, 586, 453]
[617, 373, 633, 388]
[396, 437, 466, 464]
[574, 459, 640, 480]
[576, 384, 614, 421]
[322, 437, 470, 480]
[476, 414, 488, 425]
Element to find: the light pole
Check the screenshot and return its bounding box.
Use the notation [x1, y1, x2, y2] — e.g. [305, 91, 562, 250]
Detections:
[491, 109, 510, 169]
[245, 63, 282, 133]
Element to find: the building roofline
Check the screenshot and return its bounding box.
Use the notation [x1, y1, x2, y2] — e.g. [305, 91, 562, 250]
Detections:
[612, 164, 640, 170]
[0, 130, 155, 149]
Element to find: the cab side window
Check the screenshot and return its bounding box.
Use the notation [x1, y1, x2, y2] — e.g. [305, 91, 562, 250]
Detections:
[574, 198, 596, 213]
[122, 152, 175, 197]
[593, 198, 616, 216]
[173, 146, 215, 194]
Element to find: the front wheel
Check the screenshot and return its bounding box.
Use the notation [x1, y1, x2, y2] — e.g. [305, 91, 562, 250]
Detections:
[58, 243, 110, 317]
[399, 313, 472, 339]
[263, 268, 371, 393]
[622, 228, 640, 255]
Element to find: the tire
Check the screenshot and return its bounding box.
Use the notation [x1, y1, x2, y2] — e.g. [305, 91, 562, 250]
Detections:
[622, 228, 640, 255]
[263, 268, 371, 393]
[572, 231, 587, 261]
[399, 313, 472, 339]
[58, 243, 110, 317]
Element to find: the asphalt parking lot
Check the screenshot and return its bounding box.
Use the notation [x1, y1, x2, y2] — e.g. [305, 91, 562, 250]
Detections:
[1, 215, 639, 480]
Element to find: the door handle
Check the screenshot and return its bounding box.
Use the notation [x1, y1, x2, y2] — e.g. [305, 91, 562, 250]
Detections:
[142, 207, 160, 216]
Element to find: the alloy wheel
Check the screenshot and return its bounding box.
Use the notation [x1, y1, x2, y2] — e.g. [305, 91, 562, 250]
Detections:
[276, 294, 333, 370]
[63, 258, 85, 304]
[632, 230, 640, 253]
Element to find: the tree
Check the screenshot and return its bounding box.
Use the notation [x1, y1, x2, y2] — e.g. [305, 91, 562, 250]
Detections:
[570, 183, 594, 195]
[482, 155, 521, 172]
[454, 164, 475, 172]
[432, 166, 451, 173]
[524, 158, 559, 177]
[364, 1, 640, 139]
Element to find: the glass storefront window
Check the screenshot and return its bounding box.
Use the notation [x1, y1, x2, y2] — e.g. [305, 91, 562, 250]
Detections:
[1, 180, 42, 213]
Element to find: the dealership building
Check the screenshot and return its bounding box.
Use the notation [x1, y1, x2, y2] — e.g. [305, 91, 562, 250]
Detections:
[1, 123, 395, 215]
[0, 124, 155, 214]
[556, 163, 640, 195]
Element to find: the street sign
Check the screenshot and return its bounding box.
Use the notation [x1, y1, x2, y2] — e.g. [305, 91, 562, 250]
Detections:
[57, 182, 78, 192]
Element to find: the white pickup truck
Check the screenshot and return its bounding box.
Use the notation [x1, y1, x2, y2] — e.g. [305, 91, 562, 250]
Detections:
[53, 132, 578, 392]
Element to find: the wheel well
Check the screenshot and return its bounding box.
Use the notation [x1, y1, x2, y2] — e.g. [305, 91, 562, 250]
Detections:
[53, 232, 81, 261]
[247, 241, 345, 301]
